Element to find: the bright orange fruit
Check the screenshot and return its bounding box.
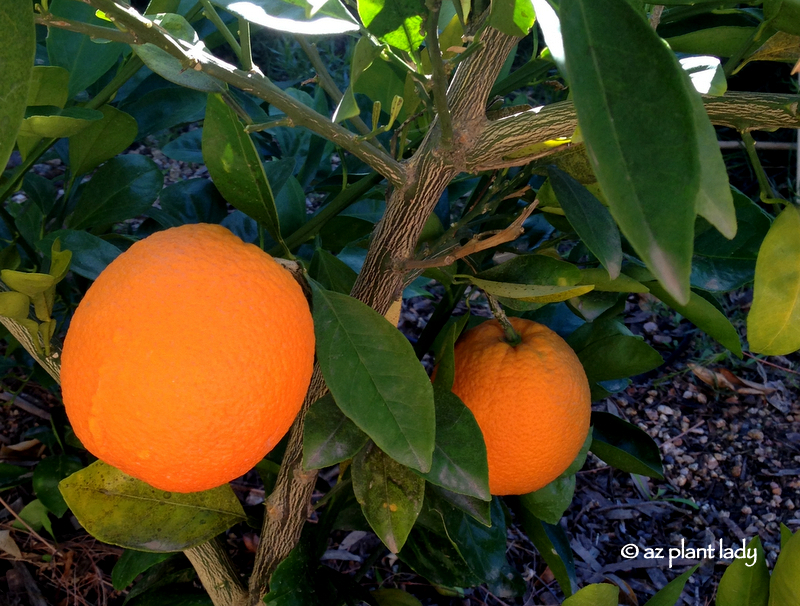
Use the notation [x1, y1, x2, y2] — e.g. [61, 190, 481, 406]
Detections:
[451, 318, 591, 495]
[61, 224, 315, 493]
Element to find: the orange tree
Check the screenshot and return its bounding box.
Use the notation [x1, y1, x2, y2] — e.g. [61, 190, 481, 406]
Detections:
[1, 0, 800, 604]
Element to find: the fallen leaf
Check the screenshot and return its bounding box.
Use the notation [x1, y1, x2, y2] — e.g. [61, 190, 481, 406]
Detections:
[0, 530, 21, 559]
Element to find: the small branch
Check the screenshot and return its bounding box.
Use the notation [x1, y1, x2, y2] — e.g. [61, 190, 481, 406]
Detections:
[34, 12, 133, 43]
[0, 495, 57, 556]
[426, 2, 454, 147]
[239, 19, 253, 72]
[649, 5, 665, 30]
[199, 0, 242, 61]
[402, 199, 537, 269]
[741, 131, 780, 203]
[184, 540, 248, 606]
[486, 293, 522, 346]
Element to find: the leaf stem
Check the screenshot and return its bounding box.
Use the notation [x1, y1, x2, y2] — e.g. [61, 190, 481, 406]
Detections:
[425, 2, 454, 148]
[486, 292, 522, 346]
[741, 131, 781, 204]
[238, 18, 252, 71]
[199, 0, 242, 60]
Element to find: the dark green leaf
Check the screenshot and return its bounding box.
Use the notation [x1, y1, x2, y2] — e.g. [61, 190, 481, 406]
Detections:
[14, 500, 53, 538]
[210, 0, 359, 35]
[646, 281, 742, 357]
[69, 105, 139, 177]
[0, 463, 30, 489]
[770, 526, 800, 606]
[352, 444, 425, 553]
[19, 106, 104, 138]
[519, 511, 576, 597]
[46, 0, 124, 98]
[262, 539, 322, 606]
[715, 536, 768, 606]
[122, 558, 197, 605]
[765, 0, 800, 36]
[418, 388, 490, 501]
[22, 173, 57, 215]
[548, 167, 623, 278]
[562, 0, 701, 304]
[124, 87, 206, 140]
[333, 37, 380, 122]
[127, 587, 213, 606]
[0, 0, 34, 172]
[590, 411, 664, 479]
[202, 93, 284, 247]
[311, 283, 435, 472]
[309, 249, 358, 295]
[578, 268, 649, 293]
[520, 475, 576, 525]
[577, 334, 663, 383]
[59, 461, 246, 552]
[665, 27, 758, 58]
[748, 205, 800, 356]
[429, 484, 492, 526]
[399, 524, 483, 588]
[26, 66, 70, 108]
[33, 455, 84, 518]
[111, 550, 174, 591]
[303, 393, 369, 469]
[477, 254, 580, 286]
[37, 230, 121, 281]
[695, 188, 771, 259]
[158, 179, 228, 225]
[563, 584, 620, 606]
[162, 129, 204, 163]
[690, 257, 756, 293]
[68, 155, 162, 230]
[358, 0, 427, 51]
[490, 0, 536, 36]
[643, 564, 699, 606]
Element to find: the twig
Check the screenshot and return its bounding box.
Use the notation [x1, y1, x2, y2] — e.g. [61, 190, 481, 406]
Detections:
[33, 12, 133, 43]
[401, 199, 537, 269]
[649, 5, 665, 29]
[741, 131, 781, 203]
[425, 1, 454, 147]
[486, 293, 522, 346]
[0, 495, 57, 556]
[744, 352, 800, 376]
[0, 392, 51, 420]
[199, 0, 242, 60]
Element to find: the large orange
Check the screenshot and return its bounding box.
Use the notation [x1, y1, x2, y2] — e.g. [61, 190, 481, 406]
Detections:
[451, 318, 591, 495]
[61, 224, 315, 493]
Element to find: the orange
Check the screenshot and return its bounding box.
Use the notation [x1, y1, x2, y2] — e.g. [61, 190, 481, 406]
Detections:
[450, 318, 591, 495]
[61, 224, 315, 493]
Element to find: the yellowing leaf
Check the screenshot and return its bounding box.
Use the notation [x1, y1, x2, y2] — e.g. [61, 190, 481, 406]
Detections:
[466, 276, 594, 303]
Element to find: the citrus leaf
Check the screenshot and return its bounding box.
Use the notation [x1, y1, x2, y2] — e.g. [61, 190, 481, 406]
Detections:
[26, 66, 69, 109]
[466, 276, 594, 303]
[352, 444, 425, 553]
[431, 314, 470, 392]
[716, 536, 769, 606]
[303, 393, 369, 469]
[2, 4, 35, 165]
[46, 0, 124, 98]
[747, 205, 800, 355]
[738, 31, 800, 71]
[418, 388, 490, 502]
[781, 523, 793, 548]
[68, 155, 162, 230]
[358, 0, 427, 52]
[399, 524, 483, 588]
[547, 167, 622, 279]
[202, 93, 284, 247]
[111, 550, 173, 591]
[770, 527, 800, 606]
[765, 0, 800, 36]
[0, 463, 30, 489]
[210, 0, 359, 35]
[576, 334, 663, 383]
[590, 411, 664, 479]
[311, 283, 435, 472]
[33, 455, 83, 518]
[563, 584, 620, 606]
[561, 0, 701, 304]
[0, 270, 55, 296]
[19, 106, 104, 138]
[59, 461, 246, 552]
[13, 500, 53, 538]
[490, 0, 536, 37]
[309, 249, 357, 295]
[0, 292, 31, 322]
[37, 230, 121, 281]
[644, 564, 699, 606]
[372, 588, 423, 606]
[520, 475, 576, 525]
[476, 254, 580, 286]
[69, 105, 139, 177]
[519, 511, 576, 597]
[578, 268, 648, 293]
[646, 282, 742, 358]
[333, 37, 380, 123]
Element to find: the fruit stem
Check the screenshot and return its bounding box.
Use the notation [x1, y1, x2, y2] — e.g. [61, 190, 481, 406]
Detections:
[486, 293, 522, 346]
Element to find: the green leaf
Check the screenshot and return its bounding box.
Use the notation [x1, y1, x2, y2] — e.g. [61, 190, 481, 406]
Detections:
[578, 268, 649, 293]
[162, 129, 204, 163]
[666, 27, 758, 58]
[590, 411, 664, 479]
[765, 0, 800, 36]
[37, 230, 121, 281]
[646, 281, 742, 357]
[399, 524, 483, 588]
[210, 0, 359, 35]
[0, 270, 55, 296]
[14, 500, 53, 538]
[716, 536, 769, 606]
[124, 87, 206, 140]
[59, 461, 246, 552]
[68, 155, 162, 230]
[132, 14, 224, 93]
[311, 283, 435, 472]
[358, 0, 427, 52]
[563, 584, 620, 606]
[0, 292, 32, 323]
[352, 444, 425, 553]
[69, 105, 139, 177]
[465, 276, 594, 303]
[562, 429, 593, 477]
[680, 55, 727, 97]
[576, 333, 663, 383]
[372, 588, 423, 606]
[477, 254, 581, 286]
[771, 526, 800, 606]
[46, 0, 124, 98]
[33, 455, 84, 518]
[158, 179, 228, 225]
[748, 205, 800, 356]
[490, 0, 536, 36]
[19, 106, 104, 138]
[519, 511, 576, 597]
[418, 388, 490, 502]
[547, 167, 623, 278]
[309, 249, 358, 295]
[644, 564, 699, 606]
[202, 93, 284, 247]
[520, 475, 576, 525]
[431, 314, 470, 392]
[26, 66, 70, 108]
[561, 0, 701, 304]
[0, 463, 30, 489]
[49, 239, 73, 284]
[333, 37, 380, 123]
[303, 393, 369, 469]
[111, 550, 174, 591]
[781, 523, 793, 548]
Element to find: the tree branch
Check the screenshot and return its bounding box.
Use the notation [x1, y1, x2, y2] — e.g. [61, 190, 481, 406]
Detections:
[185, 540, 248, 606]
[80, 0, 406, 187]
[426, 2, 454, 147]
[34, 12, 133, 43]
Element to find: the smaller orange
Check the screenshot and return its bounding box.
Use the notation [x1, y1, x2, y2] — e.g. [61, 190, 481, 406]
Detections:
[450, 318, 591, 495]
